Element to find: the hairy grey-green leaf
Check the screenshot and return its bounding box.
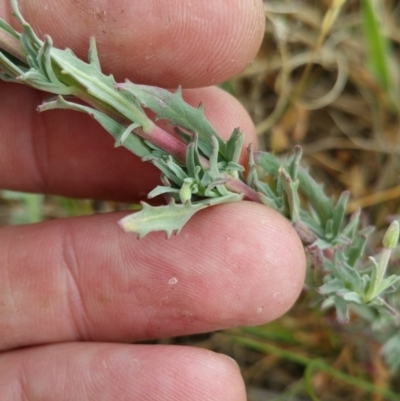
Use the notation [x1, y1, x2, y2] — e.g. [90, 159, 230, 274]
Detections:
[38, 96, 151, 158]
[88, 37, 101, 71]
[340, 291, 363, 304]
[319, 278, 344, 294]
[287, 145, 302, 181]
[147, 185, 180, 199]
[4, 0, 153, 132]
[0, 50, 24, 77]
[49, 47, 151, 128]
[345, 226, 375, 267]
[37, 35, 70, 92]
[185, 141, 199, 180]
[225, 128, 244, 164]
[148, 157, 185, 186]
[116, 82, 226, 158]
[334, 296, 350, 323]
[331, 190, 349, 238]
[257, 152, 334, 223]
[0, 18, 20, 39]
[119, 194, 242, 238]
[278, 165, 300, 223]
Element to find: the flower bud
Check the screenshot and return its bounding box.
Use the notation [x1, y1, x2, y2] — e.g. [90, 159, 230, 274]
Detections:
[383, 220, 399, 249]
[179, 178, 193, 204]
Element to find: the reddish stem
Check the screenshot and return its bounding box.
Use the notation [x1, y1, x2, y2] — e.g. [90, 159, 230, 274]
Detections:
[0, 28, 26, 63]
[224, 176, 262, 203]
[134, 124, 188, 164]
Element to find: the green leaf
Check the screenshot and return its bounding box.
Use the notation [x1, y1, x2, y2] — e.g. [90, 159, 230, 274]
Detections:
[383, 220, 400, 249]
[148, 185, 180, 199]
[38, 96, 151, 158]
[361, 0, 392, 91]
[345, 226, 374, 267]
[331, 190, 349, 238]
[340, 290, 363, 304]
[340, 208, 361, 241]
[207, 136, 220, 179]
[3, 1, 154, 131]
[88, 37, 101, 71]
[382, 333, 400, 373]
[116, 83, 226, 158]
[0, 50, 24, 78]
[50, 47, 151, 129]
[375, 275, 400, 296]
[225, 128, 244, 164]
[278, 165, 300, 222]
[0, 18, 21, 39]
[119, 194, 242, 238]
[37, 35, 68, 91]
[185, 133, 202, 180]
[319, 278, 343, 294]
[255, 150, 334, 222]
[334, 296, 350, 323]
[145, 156, 186, 186]
[287, 145, 302, 180]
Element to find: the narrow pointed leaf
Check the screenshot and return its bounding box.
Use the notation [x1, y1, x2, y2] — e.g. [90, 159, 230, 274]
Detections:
[38, 96, 151, 158]
[225, 128, 244, 164]
[88, 37, 101, 71]
[331, 190, 349, 237]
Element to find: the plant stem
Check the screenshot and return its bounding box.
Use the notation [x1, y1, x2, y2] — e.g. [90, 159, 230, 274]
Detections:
[224, 176, 262, 203]
[0, 26, 25, 62]
[135, 124, 188, 164]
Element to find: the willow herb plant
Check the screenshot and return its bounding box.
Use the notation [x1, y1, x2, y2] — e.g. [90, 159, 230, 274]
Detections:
[1, 0, 400, 371]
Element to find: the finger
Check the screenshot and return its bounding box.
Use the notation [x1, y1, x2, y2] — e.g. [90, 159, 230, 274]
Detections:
[1, 342, 246, 401]
[2, 0, 265, 87]
[0, 202, 305, 351]
[0, 84, 257, 201]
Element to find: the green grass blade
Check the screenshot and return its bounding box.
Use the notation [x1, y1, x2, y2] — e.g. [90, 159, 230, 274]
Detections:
[361, 0, 391, 91]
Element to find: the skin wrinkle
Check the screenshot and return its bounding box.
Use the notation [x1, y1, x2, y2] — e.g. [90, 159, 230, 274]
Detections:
[0, 352, 32, 401]
[0, 244, 22, 351]
[115, 240, 172, 339]
[0, 224, 81, 350]
[60, 224, 92, 341]
[96, 234, 154, 341]
[0, 235, 39, 350]
[16, 365, 31, 401]
[85, 219, 172, 342]
[0, 85, 44, 193]
[117, 241, 156, 340]
[63, 219, 128, 340]
[2, 243, 17, 315]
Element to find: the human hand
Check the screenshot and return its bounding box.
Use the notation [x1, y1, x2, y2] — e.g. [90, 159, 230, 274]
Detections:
[0, 0, 306, 400]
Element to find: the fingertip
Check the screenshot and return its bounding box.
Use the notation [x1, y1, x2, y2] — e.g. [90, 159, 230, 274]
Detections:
[1, 343, 247, 401]
[191, 201, 306, 324]
[238, 202, 306, 321]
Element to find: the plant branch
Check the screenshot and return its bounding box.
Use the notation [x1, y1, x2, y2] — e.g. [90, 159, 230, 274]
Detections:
[0, 25, 25, 62]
